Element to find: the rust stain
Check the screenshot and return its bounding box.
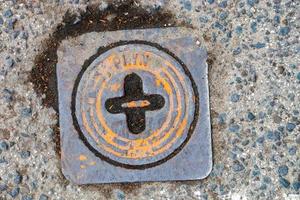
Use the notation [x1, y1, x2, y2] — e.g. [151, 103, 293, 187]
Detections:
[110, 83, 121, 92]
[79, 154, 87, 161]
[122, 100, 150, 108]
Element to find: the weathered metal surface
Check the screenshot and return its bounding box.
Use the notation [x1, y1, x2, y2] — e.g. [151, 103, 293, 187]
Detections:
[57, 28, 212, 184]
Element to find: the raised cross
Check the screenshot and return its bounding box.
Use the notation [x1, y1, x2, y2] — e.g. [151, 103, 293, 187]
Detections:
[105, 73, 165, 134]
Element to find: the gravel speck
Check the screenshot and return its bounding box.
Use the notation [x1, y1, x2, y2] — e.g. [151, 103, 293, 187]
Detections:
[230, 93, 240, 102]
[296, 135, 300, 144]
[22, 195, 33, 200]
[3, 9, 13, 18]
[229, 124, 240, 133]
[7, 18, 16, 30]
[182, 1, 192, 11]
[273, 115, 282, 123]
[247, 0, 259, 7]
[39, 194, 49, 200]
[279, 177, 290, 188]
[277, 165, 288, 176]
[0, 16, 3, 26]
[247, 112, 256, 121]
[259, 112, 266, 119]
[232, 161, 245, 172]
[292, 181, 300, 191]
[251, 42, 265, 49]
[0, 184, 7, 191]
[219, 12, 228, 20]
[259, 183, 267, 190]
[114, 189, 126, 200]
[218, 113, 227, 124]
[20, 150, 31, 159]
[233, 47, 242, 55]
[218, 1, 227, 8]
[20, 31, 29, 40]
[14, 171, 23, 184]
[241, 139, 249, 146]
[278, 27, 290, 36]
[286, 123, 296, 132]
[250, 21, 257, 33]
[21, 107, 32, 117]
[263, 176, 271, 183]
[273, 15, 280, 24]
[235, 26, 243, 35]
[8, 187, 20, 198]
[3, 88, 14, 102]
[266, 131, 279, 141]
[296, 72, 300, 81]
[0, 141, 9, 151]
[288, 146, 297, 155]
[5, 56, 14, 68]
[0, 157, 7, 164]
[256, 136, 265, 144]
[12, 31, 20, 39]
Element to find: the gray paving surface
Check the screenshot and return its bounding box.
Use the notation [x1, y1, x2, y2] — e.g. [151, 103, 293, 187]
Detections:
[0, 0, 299, 199]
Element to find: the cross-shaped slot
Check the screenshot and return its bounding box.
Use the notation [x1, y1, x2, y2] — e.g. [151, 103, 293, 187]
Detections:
[105, 73, 165, 134]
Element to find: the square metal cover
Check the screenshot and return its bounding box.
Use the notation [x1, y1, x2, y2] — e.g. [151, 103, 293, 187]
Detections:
[57, 27, 212, 184]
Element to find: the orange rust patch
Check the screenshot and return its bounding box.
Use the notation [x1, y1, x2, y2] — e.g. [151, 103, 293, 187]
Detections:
[122, 100, 150, 108]
[111, 83, 122, 92]
[79, 154, 87, 161]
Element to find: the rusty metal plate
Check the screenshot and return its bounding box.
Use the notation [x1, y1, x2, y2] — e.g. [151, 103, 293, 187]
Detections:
[57, 28, 212, 184]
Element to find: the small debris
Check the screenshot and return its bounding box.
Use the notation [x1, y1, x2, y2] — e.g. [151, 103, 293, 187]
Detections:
[277, 165, 288, 176]
[3, 9, 13, 18]
[230, 93, 240, 102]
[286, 123, 296, 132]
[279, 178, 290, 188]
[8, 187, 20, 198]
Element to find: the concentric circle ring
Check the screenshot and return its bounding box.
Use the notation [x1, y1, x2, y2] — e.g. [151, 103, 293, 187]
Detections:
[71, 41, 199, 169]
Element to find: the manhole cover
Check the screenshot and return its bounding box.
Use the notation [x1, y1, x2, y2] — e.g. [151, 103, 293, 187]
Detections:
[57, 28, 212, 184]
